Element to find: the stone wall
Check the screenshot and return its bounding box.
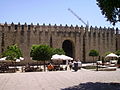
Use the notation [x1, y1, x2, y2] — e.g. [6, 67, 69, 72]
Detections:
[0, 22, 119, 62]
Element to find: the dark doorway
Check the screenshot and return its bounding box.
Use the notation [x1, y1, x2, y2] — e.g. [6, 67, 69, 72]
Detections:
[62, 40, 74, 58]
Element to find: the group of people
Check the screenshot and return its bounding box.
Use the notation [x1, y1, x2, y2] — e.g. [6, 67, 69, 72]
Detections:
[0, 63, 9, 72]
[69, 60, 82, 71]
[47, 59, 82, 71]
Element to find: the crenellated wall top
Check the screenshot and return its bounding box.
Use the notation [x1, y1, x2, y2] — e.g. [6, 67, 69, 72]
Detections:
[0, 22, 119, 34]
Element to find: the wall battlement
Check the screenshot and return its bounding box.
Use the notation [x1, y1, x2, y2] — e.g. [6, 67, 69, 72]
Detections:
[0, 22, 119, 34]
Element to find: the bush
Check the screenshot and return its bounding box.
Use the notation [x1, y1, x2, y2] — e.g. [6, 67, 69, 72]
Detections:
[2, 44, 22, 60]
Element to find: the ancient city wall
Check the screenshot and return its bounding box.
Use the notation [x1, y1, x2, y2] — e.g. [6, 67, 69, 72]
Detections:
[84, 26, 117, 62]
[0, 22, 119, 62]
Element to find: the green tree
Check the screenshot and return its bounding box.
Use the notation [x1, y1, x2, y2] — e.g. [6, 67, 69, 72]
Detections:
[52, 48, 65, 55]
[30, 45, 52, 71]
[96, 0, 120, 25]
[2, 44, 22, 60]
[104, 51, 112, 56]
[30, 45, 65, 71]
[115, 50, 120, 56]
[89, 49, 99, 63]
[30, 45, 52, 61]
[115, 50, 120, 64]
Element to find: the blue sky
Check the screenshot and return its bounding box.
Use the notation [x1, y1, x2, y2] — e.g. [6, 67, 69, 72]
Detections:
[0, 0, 120, 28]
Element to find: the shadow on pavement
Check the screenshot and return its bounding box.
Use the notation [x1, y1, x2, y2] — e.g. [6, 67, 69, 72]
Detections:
[61, 82, 120, 90]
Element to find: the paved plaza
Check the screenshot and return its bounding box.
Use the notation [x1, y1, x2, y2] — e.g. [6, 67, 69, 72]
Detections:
[0, 69, 120, 90]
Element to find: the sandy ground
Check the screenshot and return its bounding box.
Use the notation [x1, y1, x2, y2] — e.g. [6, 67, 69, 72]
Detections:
[0, 68, 120, 90]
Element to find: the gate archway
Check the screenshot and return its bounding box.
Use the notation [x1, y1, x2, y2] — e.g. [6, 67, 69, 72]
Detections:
[62, 40, 74, 58]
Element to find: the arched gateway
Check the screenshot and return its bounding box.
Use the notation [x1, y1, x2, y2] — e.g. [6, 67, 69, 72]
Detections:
[0, 23, 120, 62]
[62, 40, 74, 58]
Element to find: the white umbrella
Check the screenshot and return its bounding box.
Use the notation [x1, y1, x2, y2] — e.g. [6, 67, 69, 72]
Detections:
[51, 54, 73, 61]
[60, 55, 68, 60]
[51, 54, 73, 65]
[60, 55, 73, 64]
[20, 57, 24, 60]
[60, 55, 71, 65]
[16, 59, 21, 62]
[0, 57, 7, 61]
[105, 53, 118, 58]
[15, 57, 24, 62]
[51, 54, 63, 64]
[51, 54, 61, 60]
[60, 55, 73, 60]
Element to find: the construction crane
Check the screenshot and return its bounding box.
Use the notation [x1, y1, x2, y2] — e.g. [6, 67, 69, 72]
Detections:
[68, 8, 89, 27]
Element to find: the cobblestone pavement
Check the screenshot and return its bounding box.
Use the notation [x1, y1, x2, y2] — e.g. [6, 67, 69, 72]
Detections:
[0, 69, 120, 90]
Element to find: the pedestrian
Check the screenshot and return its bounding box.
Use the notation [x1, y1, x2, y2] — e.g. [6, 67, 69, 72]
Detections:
[73, 60, 78, 71]
[69, 61, 72, 70]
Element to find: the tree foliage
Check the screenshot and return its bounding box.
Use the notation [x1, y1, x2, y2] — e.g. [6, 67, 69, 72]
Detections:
[52, 48, 65, 55]
[96, 0, 120, 25]
[115, 50, 120, 56]
[89, 49, 99, 63]
[30, 45, 52, 61]
[104, 51, 112, 56]
[89, 50, 99, 57]
[115, 50, 120, 64]
[2, 44, 22, 60]
[30, 45, 65, 61]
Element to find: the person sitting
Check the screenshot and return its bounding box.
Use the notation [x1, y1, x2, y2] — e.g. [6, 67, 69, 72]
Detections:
[47, 63, 54, 71]
[25, 63, 31, 72]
